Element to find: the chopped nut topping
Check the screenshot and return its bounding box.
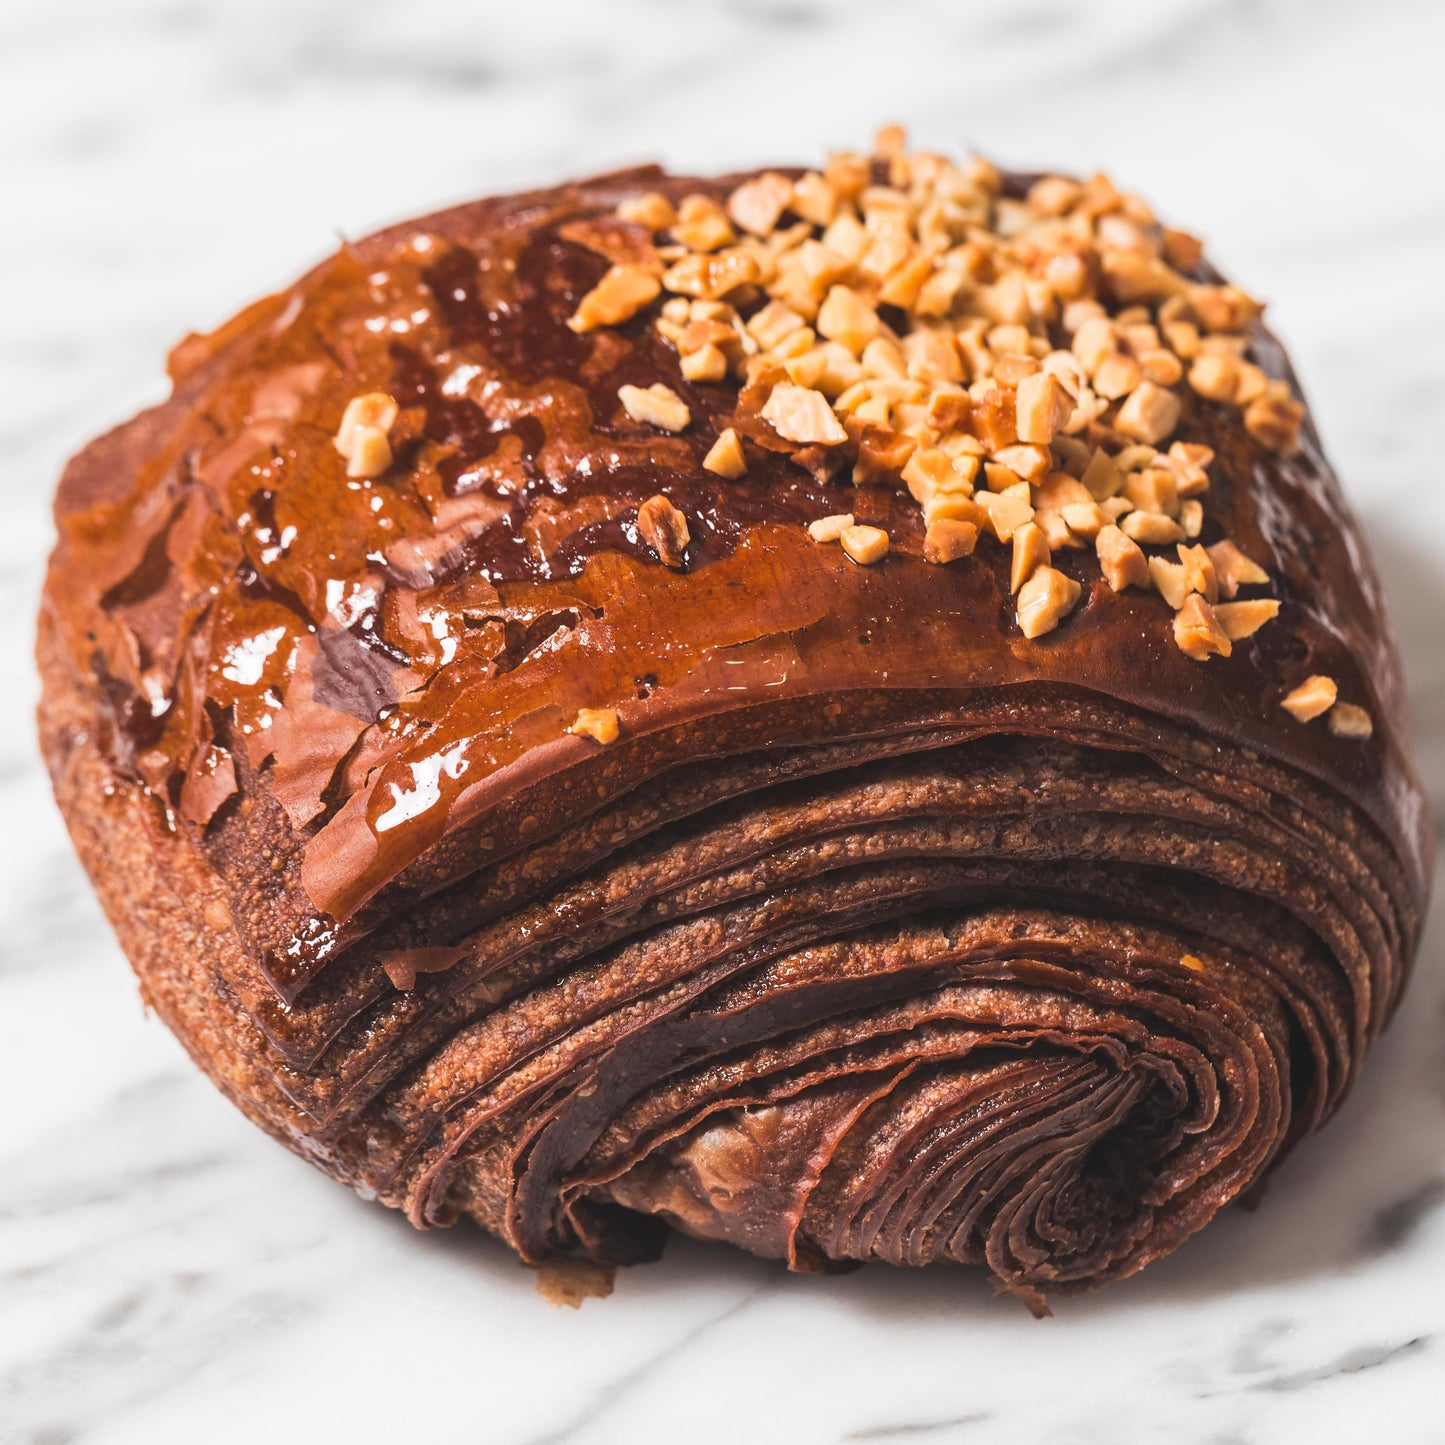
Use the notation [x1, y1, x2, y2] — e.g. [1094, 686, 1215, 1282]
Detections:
[1010, 521, 1050, 593]
[808, 512, 855, 543]
[703, 427, 747, 478]
[1017, 566, 1082, 639]
[762, 382, 847, 444]
[1282, 675, 1338, 722]
[840, 523, 889, 565]
[1328, 702, 1373, 740]
[1214, 599, 1280, 640]
[636, 493, 691, 568]
[617, 193, 676, 231]
[569, 707, 620, 744]
[1207, 539, 1269, 597]
[568, 265, 661, 333]
[680, 343, 728, 381]
[923, 518, 979, 564]
[1096, 524, 1149, 591]
[1173, 593, 1232, 661]
[335, 393, 398, 478]
[619, 382, 691, 432]
[727, 172, 795, 237]
[584, 133, 1304, 672]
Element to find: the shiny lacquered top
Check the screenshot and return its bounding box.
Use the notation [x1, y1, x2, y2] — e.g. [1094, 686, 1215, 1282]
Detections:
[44, 146, 1430, 966]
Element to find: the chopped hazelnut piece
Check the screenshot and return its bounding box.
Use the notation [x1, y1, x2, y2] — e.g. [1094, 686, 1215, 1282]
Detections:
[1243, 392, 1305, 454]
[1014, 372, 1072, 445]
[1148, 556, 1190, 609]
[1096, 525, 1149, 591]
[840, 524, 889, 565]
[1017, 566, 1082, 639]
[1173, 594, 1232, 660]
[1010, 521, 1051, 593]
[762, 382, 847, 444]
[727, 172, 795, 237]
[1122, 510, 1185, 546]
[568, 265, 662, 332]
[1214, 599, 1280, 640]
[346, 426, 393, 480]
[1328, 702, 1373, 740]
[702, 427, 747, 479]
[617, 193, 676, 231]
[808, 512, 855, 543]
[1177, 542, 1218, 603]
[636, 493, 691, 568]
[975, 486, 1035, 543]
[570, 707, 620, 744]
[1093, 352, 1142, 400]
[816, 285, 881, 355]
[672, 194, 734, 252]
[1206, 539, 1269, 597]
[992, 444, 1051, 484]
[619, 382, 691, 432]
[791, 172, 838, 227]
[1115, 381, 1182, 444]
[924, 518, 979, 564]
[335, 393, 398, 477]
[1188, 352, 1240, 403]
[680, 343, 728, 381]
[1282, 675, 1338, 722]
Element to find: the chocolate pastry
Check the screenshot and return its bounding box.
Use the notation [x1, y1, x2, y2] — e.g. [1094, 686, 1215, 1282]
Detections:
[39, 133, 1431, 1304]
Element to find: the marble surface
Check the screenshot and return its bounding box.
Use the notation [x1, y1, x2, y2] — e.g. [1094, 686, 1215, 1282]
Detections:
[3, 1, 1444, 1441]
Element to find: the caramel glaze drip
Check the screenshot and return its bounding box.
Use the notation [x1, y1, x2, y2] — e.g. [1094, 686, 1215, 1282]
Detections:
[44, 164, 1430, 1000]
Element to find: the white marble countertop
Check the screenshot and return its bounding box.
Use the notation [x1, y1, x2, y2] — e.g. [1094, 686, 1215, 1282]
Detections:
[3, 1, 1443, 1441]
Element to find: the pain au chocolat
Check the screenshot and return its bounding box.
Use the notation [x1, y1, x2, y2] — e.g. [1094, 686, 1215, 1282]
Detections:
[39, 131, 1430, 1304]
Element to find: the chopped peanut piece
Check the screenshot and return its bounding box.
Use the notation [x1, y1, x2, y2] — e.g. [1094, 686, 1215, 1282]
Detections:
[570, 707, 620, 744]
[703, 427, 747, 479]
[1093, 352, 1142, 400]
[840, 524, 889, 565]
[1010, 521, 1051, 593]
[617, 193, 676, 231]
[1148, 556, 1190, 610]
[346, 426, 393, 480]
[1115, 381, 1182, 444]
[1214, 599, 1280, 640]
[1096, 525, 1149, 591]
[680, 343, 728, 381]
[1173, 594, 1232, 661]
[762, 383, 847, 444]
[1244, 392, 1305, 454]
[1017, 566, 1082, 639]
[1061, 500, 1106, 539]
[568, 265, 661, 332]
[923, 518, 979, 564]
[1282, 675, 1338, 722]
[619, 382, 690, 432]
[992, 444, 1051, 484]
[636, 494, 691, 568]
[672, 194, 734, 252]
[1177, 543, 1218, 603]
[1014, 371, 1072, 444]
[336, 392, 399, 459]
[1188, 352, 1240, 403]
[816, 285, 881, 355]
[1122, 510, 1185, 545]
[1207, 539, 1269, 596]
[1328, 702, 1373, 740]
[808, 512, 855, 543]
[727, 172, 795, 237]
[975, 486, 1035, 542]
[791, 172, 838, 227]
